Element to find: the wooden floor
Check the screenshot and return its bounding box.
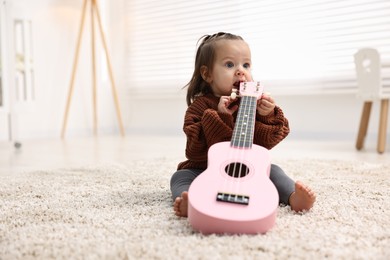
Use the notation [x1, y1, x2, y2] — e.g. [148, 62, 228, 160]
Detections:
[0, 134, 389, 175]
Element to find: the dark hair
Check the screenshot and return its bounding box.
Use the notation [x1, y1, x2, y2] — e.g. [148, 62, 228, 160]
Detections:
[184, 32, 244, 106]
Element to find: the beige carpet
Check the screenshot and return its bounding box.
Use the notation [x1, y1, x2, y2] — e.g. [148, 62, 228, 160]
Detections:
[0, 158, 389, 259]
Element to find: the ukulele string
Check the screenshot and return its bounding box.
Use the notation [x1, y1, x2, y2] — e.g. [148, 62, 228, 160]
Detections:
[224, 96, 240, 200]
[234, 95, 256, 199]
[224, 95, 243, 200]
[228, 94, 252, 200]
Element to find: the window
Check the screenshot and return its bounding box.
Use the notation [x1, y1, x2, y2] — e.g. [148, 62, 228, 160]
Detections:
[124, 0, 390, 95]
[14, 18, 34, 102]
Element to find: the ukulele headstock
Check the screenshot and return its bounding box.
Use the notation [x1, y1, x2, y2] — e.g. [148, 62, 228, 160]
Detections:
[239, 81, 264, 100]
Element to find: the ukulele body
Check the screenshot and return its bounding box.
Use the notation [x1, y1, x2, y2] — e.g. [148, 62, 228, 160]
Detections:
[188, 141, 278, 234]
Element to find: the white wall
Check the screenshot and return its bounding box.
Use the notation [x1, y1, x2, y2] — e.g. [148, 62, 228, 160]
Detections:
[32, 0, 127, 139]
[0, 0, 387, 144]
[0, 0, 128, 141]
[127, 90, 384, 143]
[276, 93, 363, 140]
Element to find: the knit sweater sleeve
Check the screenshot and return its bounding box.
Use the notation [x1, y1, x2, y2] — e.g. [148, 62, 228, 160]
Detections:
[253, 106, 290, 149]
[182, 96, 234, 163]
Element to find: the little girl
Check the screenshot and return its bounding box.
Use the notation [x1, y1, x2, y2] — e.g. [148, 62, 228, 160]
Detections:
[170, 32, 316, 217]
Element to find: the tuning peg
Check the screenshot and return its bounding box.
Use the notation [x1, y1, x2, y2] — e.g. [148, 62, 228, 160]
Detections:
[230, 89, 238, 99]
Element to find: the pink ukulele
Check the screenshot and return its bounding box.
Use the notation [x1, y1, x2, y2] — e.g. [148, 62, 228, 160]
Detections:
[188, 82, 279, 234]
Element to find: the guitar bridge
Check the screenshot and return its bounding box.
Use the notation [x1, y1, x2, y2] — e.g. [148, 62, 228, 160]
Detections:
[216, 192, 249, 205]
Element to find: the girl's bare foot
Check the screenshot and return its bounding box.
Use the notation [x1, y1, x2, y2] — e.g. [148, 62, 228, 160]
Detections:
[173, 191, 188, 217]
[289, 181, 316, 212]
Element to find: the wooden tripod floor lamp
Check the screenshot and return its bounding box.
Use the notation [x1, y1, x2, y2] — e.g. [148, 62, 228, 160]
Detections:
[61, 0, 125, 138]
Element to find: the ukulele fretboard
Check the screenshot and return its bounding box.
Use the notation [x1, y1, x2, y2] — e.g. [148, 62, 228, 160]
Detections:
[231, 96, 257, 148]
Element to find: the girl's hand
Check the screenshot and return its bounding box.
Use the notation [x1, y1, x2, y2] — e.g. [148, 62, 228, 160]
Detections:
[257, 93, 275, 116]
[218, 96, 238, 115]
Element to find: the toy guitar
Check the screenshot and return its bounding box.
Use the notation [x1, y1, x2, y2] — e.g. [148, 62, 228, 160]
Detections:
[188, 82, 279, 234]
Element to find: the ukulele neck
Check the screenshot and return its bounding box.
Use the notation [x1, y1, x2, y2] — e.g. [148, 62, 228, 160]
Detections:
[231, 95, 257, 149]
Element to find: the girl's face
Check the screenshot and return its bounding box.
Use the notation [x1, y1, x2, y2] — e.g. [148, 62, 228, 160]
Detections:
[202, 39, 253, 97]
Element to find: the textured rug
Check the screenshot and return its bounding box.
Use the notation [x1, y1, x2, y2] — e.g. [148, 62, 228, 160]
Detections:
[0, 158, 389, 259]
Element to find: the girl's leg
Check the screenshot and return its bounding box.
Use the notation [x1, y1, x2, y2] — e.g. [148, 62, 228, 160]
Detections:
[269, 164, 295, 205]
[170, 168, 203, 200]
[270, 164, 316, 211]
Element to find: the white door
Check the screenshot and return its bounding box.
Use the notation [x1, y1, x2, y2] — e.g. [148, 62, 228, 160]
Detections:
[0, 1, 10, 141]
[0, 0, 35, 142]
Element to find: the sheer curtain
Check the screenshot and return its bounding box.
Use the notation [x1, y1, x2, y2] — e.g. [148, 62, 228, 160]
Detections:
[124, 0, 390, 95]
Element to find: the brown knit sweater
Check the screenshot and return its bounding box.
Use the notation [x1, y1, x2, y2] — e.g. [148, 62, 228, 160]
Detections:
[177, 93, 290, 170]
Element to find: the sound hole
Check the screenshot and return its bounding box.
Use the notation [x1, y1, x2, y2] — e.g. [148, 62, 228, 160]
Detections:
[225, 162, 249, 178]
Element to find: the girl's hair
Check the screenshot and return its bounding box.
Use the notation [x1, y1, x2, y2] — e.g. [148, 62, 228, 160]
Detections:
[184, 32, 244, 106]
